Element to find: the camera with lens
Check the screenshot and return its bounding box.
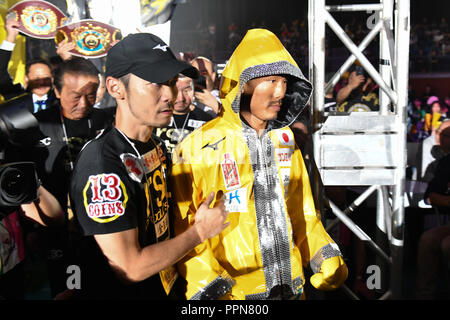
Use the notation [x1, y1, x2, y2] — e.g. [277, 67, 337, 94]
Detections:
[0, 162, 39, 217]
[0, 97, 42, 218]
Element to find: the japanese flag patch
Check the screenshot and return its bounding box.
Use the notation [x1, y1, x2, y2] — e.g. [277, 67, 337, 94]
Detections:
[277, 129, 294, 147]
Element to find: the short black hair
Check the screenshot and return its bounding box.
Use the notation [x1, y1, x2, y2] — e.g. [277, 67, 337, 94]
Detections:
[25, 58, 52, 76]
[54, 57, 99, 92]
[119, 73, 131, 91]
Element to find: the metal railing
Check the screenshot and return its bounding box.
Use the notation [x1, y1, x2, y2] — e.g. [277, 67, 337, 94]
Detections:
[308, 0, 410, 300]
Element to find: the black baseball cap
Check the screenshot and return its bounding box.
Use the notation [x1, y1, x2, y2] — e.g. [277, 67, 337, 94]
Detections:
[105, 33, 199, 83]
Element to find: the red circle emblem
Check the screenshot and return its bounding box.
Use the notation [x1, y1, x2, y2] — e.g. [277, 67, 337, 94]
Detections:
[282, 133, 289, 143]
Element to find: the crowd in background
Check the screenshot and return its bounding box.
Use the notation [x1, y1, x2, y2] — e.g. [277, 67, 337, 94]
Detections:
[1, 6, 449, 301]
[407, 85, 449, 143]
[177, 16, 450, 74]
[181, 16, 450, 144]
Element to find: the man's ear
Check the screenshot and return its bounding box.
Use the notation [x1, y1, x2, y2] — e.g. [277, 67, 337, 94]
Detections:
[242, 81, 252, 95]
[24, 75, 29, 89]
[54, 87, 61, 99]
[106, 76, 125, 100]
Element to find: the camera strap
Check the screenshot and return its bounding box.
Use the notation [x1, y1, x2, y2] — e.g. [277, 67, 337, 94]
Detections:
[59, 111, 92, 171]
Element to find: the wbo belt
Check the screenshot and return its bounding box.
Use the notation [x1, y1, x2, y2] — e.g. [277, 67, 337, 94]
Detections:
[55, 19, 122, 58]
[7, 0, 67, 39]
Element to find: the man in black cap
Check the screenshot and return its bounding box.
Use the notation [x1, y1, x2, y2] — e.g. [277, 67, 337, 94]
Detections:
[69, 33, 229, 299]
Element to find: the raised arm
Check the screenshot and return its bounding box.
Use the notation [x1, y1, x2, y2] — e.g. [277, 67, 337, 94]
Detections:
[336, 71, 365, 104]
[0, 17, 23, 96]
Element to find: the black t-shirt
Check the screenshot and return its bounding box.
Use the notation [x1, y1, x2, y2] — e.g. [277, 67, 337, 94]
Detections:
[337, 91, 379, 112]
[155, 108, 213, 155]
[29, 107, 113, 213]
[324, 97, 337, 113]
[63, 117, 95, 168]
[70, 126, 180, 299]
[424, 153, 450, 215]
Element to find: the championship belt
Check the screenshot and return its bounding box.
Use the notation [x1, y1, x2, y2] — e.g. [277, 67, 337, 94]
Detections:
[55, 20, 122, 58]
[7, 0, 67, 39]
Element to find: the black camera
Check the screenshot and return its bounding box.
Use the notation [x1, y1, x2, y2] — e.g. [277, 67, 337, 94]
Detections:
[354, 65, 366, 76]
[0, 162, 39, 215]
[0, 94, 42, 147]
[0, 98, 42, 218]
[194, 75, 207, 92]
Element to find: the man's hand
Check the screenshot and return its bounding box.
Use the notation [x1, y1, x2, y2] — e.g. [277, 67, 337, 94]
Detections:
[194, 89, 222, 114]
[56, 39, 76, 61]
[348, 71, 365, 90]
[336, 71, 367, 104]
[5, 16, 20, 43]
[193, 191, 229, 242]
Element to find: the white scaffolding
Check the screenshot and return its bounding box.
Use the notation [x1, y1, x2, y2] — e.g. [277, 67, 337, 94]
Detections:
[308, 0, 410, 299]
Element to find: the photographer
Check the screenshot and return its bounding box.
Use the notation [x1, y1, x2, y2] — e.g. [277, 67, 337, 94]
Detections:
[0, 185, 64, 300]
[32, 57, 113, 214]
[19, 57, 113, 297]
[1, 130, 64, 301]
[0, 97, 64, 300]
[336, 64, 379, 112]
[190, 56, 222, 117]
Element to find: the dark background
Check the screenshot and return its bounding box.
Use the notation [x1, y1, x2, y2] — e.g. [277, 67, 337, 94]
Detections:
[170, 0, 449, 59]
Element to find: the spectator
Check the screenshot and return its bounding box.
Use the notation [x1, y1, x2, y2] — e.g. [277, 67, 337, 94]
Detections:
[155, 74, 213, 156]
[0, 17, 55, 112]
[190, 56, 222, 117]
[424, 97, 445, 136]
[30, 57, 113, 214]
[336, 65, 379, 112]
[416, 150, 450, 299]
[56, 39, 117, 113]
[227, 22, 241, 54]
[408, 98, 428, 142]
[421, 120, 450, 183]
[421, 85, 436, 106]
[442, 96, 450, 116]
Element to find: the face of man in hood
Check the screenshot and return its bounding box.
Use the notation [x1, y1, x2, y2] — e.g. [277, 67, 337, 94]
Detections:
[240, 75, 287, 127]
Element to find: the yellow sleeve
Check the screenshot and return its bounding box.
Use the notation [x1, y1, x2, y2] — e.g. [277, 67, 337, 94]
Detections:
[287, 147, 343, 273]
[171, 146, 235, 300]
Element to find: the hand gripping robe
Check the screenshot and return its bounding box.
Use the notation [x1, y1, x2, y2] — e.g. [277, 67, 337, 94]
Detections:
[172, 29, 346, 300]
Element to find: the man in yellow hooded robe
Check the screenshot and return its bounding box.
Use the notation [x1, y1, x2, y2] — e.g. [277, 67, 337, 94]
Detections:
[172, 28, 348, 300]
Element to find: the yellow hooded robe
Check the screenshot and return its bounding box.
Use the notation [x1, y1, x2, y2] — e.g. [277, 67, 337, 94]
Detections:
[172, 29, 346, 300]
